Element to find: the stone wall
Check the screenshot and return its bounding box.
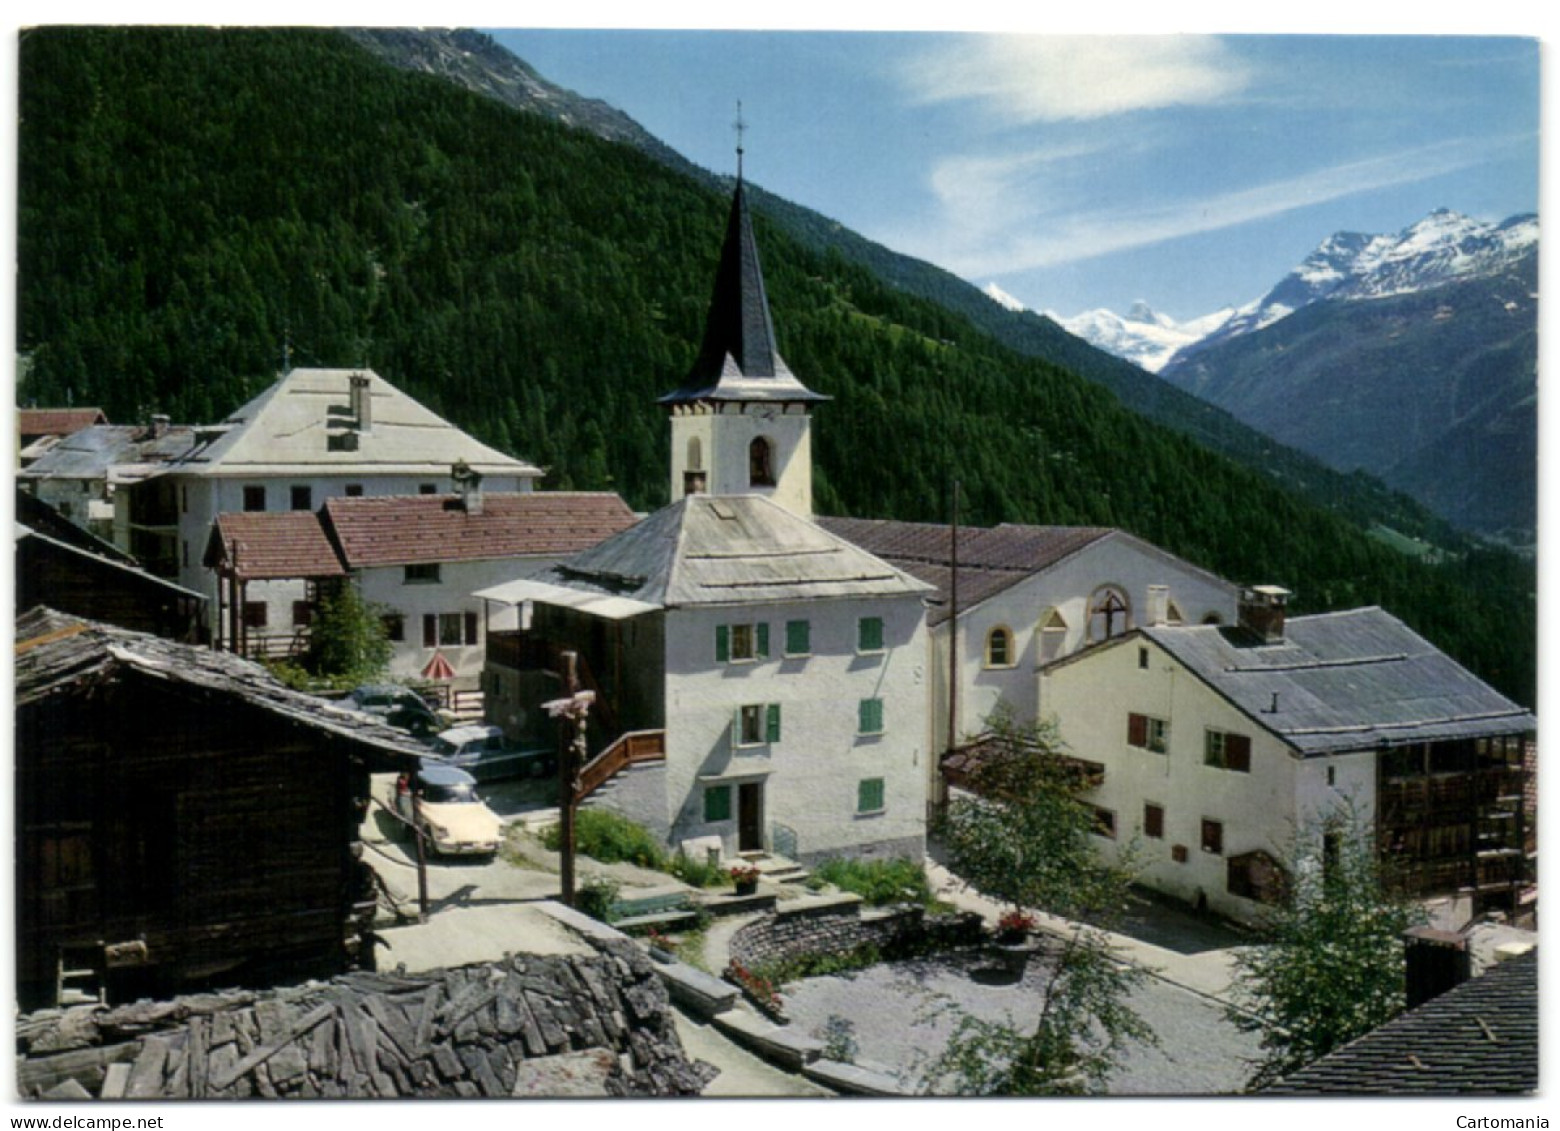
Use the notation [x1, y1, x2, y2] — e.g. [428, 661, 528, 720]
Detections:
[730, 897, 983, 971]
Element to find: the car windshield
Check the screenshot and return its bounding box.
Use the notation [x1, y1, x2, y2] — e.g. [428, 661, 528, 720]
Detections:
[429, 738, 458, 755]
[421, 781, 479, 804]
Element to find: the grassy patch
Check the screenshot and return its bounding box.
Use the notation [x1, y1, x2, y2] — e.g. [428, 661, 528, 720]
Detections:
[811, 856, 936, 907]
[541, 808, 668, 869]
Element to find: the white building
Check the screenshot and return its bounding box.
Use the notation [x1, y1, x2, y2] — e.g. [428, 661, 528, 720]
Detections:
[1040, 587, 1535, 923]
[478, 494, 934, 864]
[204, 489, 636, 691]
[130, 366, 541, 639]
[821, 516, 1240, 798]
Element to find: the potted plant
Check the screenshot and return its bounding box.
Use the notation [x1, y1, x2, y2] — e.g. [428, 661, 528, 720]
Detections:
[995, 908, 1036, 945]
[729, 863, 762, 896]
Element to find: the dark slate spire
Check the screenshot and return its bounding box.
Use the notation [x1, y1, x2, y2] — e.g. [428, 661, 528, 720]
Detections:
[660, 178, 826, 405]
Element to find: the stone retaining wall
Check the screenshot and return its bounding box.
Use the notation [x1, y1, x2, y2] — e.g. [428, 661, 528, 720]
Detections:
[730, 898, 983, 971]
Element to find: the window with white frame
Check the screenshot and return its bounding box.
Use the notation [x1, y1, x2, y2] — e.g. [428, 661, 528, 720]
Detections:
[1127, 712, 1169, 753]
[734, 704, 781, 747]
[716, 622, 769, 663]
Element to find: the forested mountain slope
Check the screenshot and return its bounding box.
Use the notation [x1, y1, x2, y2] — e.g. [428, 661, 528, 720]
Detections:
[15, 27, 1534, 704]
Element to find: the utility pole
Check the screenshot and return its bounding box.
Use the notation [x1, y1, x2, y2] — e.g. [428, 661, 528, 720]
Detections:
[948, 478, 961, 757]
[545, 652, 593, 909]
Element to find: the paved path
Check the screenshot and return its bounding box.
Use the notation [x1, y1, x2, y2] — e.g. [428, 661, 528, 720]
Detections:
[925, 859, 1249, 1005]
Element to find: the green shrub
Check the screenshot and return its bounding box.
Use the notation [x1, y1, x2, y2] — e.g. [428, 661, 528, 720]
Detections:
[812, 856, 934, 907]
[576, 876, 621, 923]
[543, 809, 668, 870]
[669, 850, 726, 888]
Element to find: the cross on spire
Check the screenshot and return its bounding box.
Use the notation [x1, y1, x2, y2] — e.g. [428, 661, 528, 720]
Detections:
[734, 100, 746, 181]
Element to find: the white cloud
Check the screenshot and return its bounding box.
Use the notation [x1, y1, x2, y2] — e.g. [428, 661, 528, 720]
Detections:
[897, 135, 1522, 278]
[904, 35, 1250, 123]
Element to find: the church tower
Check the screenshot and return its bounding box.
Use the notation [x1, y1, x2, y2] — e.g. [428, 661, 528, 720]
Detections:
[659, 169, 826, 518]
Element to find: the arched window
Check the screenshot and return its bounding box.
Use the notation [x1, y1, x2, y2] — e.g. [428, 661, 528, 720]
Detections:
[687, 436, 703, 472]
[985, 626, 1014, 668]
[1202, 612, 1224, 626]
[1038, 608, 1068, 664]
[749, 436, 775, 487]
[1087, 585, 1131, 643]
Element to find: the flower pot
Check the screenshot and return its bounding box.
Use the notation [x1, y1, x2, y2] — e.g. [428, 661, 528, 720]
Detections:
[734, 879, 758, 896]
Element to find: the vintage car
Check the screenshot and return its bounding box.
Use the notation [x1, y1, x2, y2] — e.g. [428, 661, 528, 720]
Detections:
[342, 684, 451, 738]
[427, 724, 555, 781]
[397, 763, 503, 857]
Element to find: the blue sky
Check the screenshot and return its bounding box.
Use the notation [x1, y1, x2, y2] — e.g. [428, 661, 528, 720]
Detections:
[488, 29, 1539, 322]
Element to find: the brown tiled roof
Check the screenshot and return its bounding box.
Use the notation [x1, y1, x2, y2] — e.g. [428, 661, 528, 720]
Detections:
[818, 516, 1113, 626]
[207, 512, 347, 580]
[18, 407, 109, 438]
[324, 492, 638, 569]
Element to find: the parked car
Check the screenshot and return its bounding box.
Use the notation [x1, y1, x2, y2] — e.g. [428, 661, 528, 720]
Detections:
[396, 763, 503, 857]
[343, 684, 451, 738]
[428, 724, 555, 782]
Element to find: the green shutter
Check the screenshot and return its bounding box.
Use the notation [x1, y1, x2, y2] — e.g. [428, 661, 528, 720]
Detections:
[859, 616, 883, 652]
[858, 778, 885, 813]
[766, 703, 782, 743]
[756, 622, 770, 659]
[786, 619, 810, 655]
[716, 624, 729, 663]
[704, 785, 732, 822]
[859, 698, 884, 734]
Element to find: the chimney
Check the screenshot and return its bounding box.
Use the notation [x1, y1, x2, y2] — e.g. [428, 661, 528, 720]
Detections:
[451, 460, 483, 515]
[1238, 585, 1291, 643]
[1402, 926, 1471, 1009]
[1147, 585, 1170, 628]
[349, 373, 373, 433]
[149, 413, 170, 439]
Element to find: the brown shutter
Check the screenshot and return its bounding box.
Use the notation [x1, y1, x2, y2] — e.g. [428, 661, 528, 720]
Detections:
[465, 611, 479, 645]
[1144, 803, 1164, 839]
[1127, 712, 1148, 748]
[1227, 734, 1252, 773]
[423, 614, 437, 648]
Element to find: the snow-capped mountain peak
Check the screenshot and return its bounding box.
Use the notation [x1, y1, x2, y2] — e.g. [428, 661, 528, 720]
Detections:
[1053, 303, 1233, 373]
[983, 282, 1027, 312]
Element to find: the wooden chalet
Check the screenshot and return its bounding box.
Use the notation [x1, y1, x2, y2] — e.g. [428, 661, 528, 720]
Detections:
[15, 607, 429, 1011]
[17, 502, 205, 642]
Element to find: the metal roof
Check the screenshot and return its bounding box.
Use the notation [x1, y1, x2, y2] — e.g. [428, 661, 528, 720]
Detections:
[159, 368, 542, 479]
[1140, 607, 1535, 754]
[15, 607, 429, 767]
[1266, 949, 1537, 1094]
[658, 181, 826, 406]
[487, 495, 932, 613]
[17, 423, 200, 481]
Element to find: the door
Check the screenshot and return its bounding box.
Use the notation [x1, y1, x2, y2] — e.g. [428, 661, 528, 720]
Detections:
[738, 782, 763, 853]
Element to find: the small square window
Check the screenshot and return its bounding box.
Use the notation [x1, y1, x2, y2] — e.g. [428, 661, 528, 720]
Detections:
[1205, 730, 1251, 773]
[404, 563, 441, 584]
[242, 485, 266, 512]
[731, 623, 756, 661]
[1201, 819, 1224, 856]
[292, 600, 313, 628]
[419, 483, 438, 495]
[857, 778, 886, 814]
[717, 622, 768, 663]
[858, 616, 884, 653]
[704, 785, 732, 823]
[345, 483, 364, 497]
[858, 698, 885, 736]
[735, 704, 780, 747]
[290, 485, 312, 511]
[382, 614, 405, 642]
[242, 601, 268, 628]
[1092, 807, 1117, 839]
[1129, 713, 1169, 753]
